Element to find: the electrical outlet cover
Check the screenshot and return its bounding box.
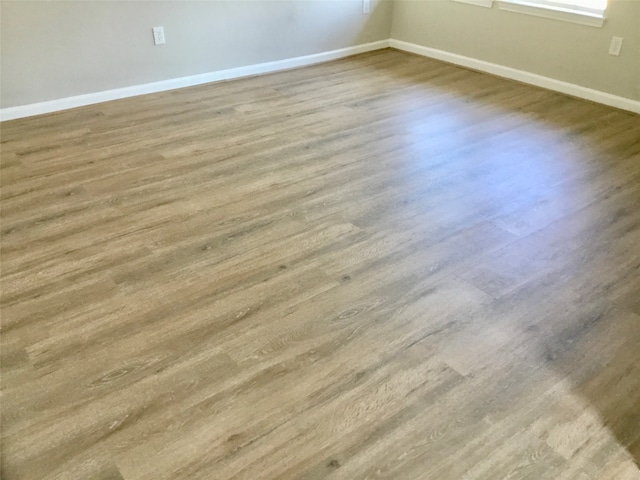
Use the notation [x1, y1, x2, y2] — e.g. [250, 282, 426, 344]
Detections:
[152, 26, 166, 45]
[608, 36, 623, 56]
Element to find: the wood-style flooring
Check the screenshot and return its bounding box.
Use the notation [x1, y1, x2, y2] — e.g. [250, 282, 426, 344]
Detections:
[1, 49, 639, 479]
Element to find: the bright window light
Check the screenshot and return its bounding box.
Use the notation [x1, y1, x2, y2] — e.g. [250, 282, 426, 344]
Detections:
[574, 0, 607, 9]
[498, 0, 607, 27]
[521, 0, 607, 13]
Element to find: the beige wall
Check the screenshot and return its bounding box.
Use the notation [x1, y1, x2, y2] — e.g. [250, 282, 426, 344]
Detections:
[0, 0, 393, 108]
[2, 0, 638, 109]
[391, 0, 640, 101]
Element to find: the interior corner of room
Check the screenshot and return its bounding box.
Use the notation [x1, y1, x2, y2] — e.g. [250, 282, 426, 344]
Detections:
[0, 0, 638, 121]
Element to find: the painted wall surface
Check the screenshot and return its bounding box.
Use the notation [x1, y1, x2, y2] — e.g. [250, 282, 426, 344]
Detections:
[391, 0, 640, 101]
[0, 0, 393, 108]
[2, 0, 638, 108]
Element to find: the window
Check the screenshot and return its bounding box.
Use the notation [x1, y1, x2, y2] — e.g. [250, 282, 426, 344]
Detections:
[498, 0, 607, 27]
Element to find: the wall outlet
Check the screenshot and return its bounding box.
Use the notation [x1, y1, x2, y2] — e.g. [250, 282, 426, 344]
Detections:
[152, 26, 166, 45]
[363, 0, 370, 14]
[608, 36, 623, 56]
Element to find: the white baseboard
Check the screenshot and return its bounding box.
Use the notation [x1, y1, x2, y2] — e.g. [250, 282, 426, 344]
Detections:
[4, 38, 637, 120]
[390, 39, 640, 114]
[0, 40, 390, 121]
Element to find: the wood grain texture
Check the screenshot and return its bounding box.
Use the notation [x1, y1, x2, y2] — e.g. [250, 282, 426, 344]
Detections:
[1, 49, 639, 479]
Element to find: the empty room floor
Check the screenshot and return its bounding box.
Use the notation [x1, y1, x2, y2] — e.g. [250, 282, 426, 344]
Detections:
[1, 49, 639, 479]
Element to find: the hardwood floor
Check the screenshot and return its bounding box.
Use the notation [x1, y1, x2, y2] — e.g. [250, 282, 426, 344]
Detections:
[1, 48, 639, 479]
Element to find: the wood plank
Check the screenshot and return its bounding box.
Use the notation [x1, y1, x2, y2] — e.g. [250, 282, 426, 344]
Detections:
[1, 48, 639, 479]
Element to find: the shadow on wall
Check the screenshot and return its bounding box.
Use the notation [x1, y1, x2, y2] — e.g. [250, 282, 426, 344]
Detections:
[353, 0, 394, 46]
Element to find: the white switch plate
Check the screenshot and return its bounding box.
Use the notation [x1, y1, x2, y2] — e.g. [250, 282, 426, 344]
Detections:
[363, 0, 370, 14]
[608, 36, 623, 56]
[152, 26, 166, 45]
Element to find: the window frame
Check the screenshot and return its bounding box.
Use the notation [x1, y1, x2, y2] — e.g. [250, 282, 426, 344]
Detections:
[451, 0, 494, 8]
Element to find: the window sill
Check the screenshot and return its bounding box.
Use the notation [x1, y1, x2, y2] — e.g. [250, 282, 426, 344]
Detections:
[451, 0, 494, 8]
[498, 0, 605, 27]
